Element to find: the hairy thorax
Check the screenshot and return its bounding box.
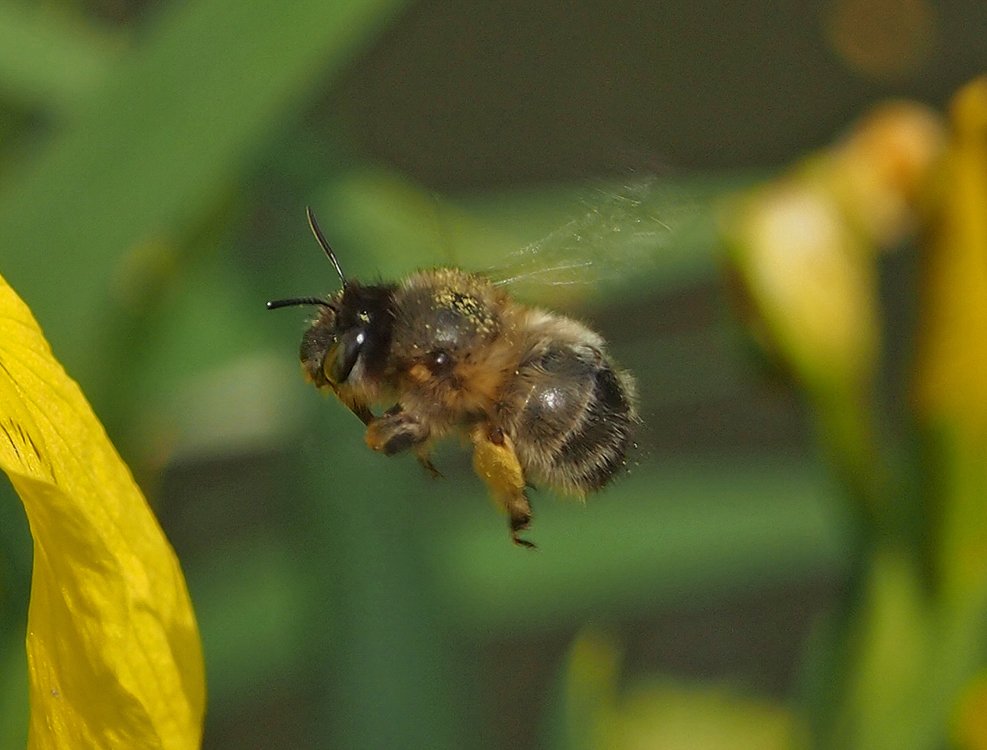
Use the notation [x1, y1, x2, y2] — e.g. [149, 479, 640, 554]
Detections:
[384, 269, 522, 430]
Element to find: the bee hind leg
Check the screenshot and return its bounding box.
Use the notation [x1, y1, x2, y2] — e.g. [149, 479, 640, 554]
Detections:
[470, 424, 536, 549]
[509, 511, 535, 549]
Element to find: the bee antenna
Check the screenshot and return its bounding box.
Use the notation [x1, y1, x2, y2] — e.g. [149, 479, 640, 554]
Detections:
[306, 206, 347, 289]
[266, 297, 332, 311]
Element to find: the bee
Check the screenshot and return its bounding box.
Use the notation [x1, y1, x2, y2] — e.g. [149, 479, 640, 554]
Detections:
[268, 208, 638, 547]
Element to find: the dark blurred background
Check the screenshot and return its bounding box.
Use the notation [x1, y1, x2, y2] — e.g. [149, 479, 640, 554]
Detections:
[0, 0, 983, 747]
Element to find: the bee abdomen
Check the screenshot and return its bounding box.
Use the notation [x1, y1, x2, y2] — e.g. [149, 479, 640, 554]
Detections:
[557, 366, 636, 491]
[505, 342, 636, 495]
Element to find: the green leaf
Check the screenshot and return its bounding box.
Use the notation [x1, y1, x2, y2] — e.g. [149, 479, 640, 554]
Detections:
[0, 0, 408, 404]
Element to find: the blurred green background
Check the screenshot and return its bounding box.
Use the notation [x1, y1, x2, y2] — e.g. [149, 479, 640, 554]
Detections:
[0, 0, 984, 748]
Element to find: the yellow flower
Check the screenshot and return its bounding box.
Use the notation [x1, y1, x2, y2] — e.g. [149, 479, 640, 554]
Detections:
[913, 75, 987, 602]
[722, 101, 943, 398]
[0, 273, 204, 749]
[560, 630, 800, 750]
[726, 177, 879, 395]
[914, 76, 987, 430]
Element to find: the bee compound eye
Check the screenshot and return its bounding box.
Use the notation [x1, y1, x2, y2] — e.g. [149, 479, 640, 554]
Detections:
[328, 327, 367, 384]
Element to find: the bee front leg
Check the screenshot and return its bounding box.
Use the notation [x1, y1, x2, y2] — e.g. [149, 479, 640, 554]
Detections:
[364, 407, 442, 478]
[416, 454, 444, 479]
[365, 408, 430, 456]
[470, 424, 535, 549]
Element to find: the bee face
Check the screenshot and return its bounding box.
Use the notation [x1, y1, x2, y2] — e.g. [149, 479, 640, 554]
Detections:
[299, 283, 396, 389]
[270, 208, 638, 548]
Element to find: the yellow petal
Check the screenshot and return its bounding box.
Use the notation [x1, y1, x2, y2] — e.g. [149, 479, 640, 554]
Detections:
[0, 273, 204, 749]
[560, 630, 801, 750]
[728, 178, 879, 394]
[827, 101, 944, 244]
[914, 76, 987, 427]
[913, 76, 987, 599]
[615, 683, 798, 750]
[722, 101, 943, 398]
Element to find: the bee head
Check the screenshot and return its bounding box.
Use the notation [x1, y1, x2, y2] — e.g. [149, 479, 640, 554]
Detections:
[268, 208, 395, 388]
[298, 283, 396, 387]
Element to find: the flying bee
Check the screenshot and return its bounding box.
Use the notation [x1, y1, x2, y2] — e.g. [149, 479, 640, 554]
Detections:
[268, 207, 638, 547]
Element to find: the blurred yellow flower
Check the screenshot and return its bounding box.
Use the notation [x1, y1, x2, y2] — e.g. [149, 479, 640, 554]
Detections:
[561, 630, 800, 750]
[827, 101, 945, 244]
[727, 178, 878, 395]
[913, 75, 987, 602]
[0, 273, 204, 749]
[722, 101, 943, 399]
[914, 76, 987, 430]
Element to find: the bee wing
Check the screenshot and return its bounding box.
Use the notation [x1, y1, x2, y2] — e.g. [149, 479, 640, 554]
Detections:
[484, 176, 681, 295]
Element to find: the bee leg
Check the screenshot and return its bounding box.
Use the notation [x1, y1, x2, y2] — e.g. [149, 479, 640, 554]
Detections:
[416, 452, 444, 479]
[329, 385, 375, 426]
[471, 424, 536, 549]
[365, 409, 430, 456]
[347, 403, 376, 426]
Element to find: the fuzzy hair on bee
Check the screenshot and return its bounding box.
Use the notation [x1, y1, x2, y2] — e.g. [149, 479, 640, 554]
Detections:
[268, 207, 638, 548]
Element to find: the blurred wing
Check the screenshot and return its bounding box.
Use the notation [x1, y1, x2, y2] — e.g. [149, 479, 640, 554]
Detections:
[486, 177, 678, 294]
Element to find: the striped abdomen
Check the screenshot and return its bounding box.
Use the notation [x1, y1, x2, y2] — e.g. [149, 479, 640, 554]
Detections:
[501, 341, 637, 496]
